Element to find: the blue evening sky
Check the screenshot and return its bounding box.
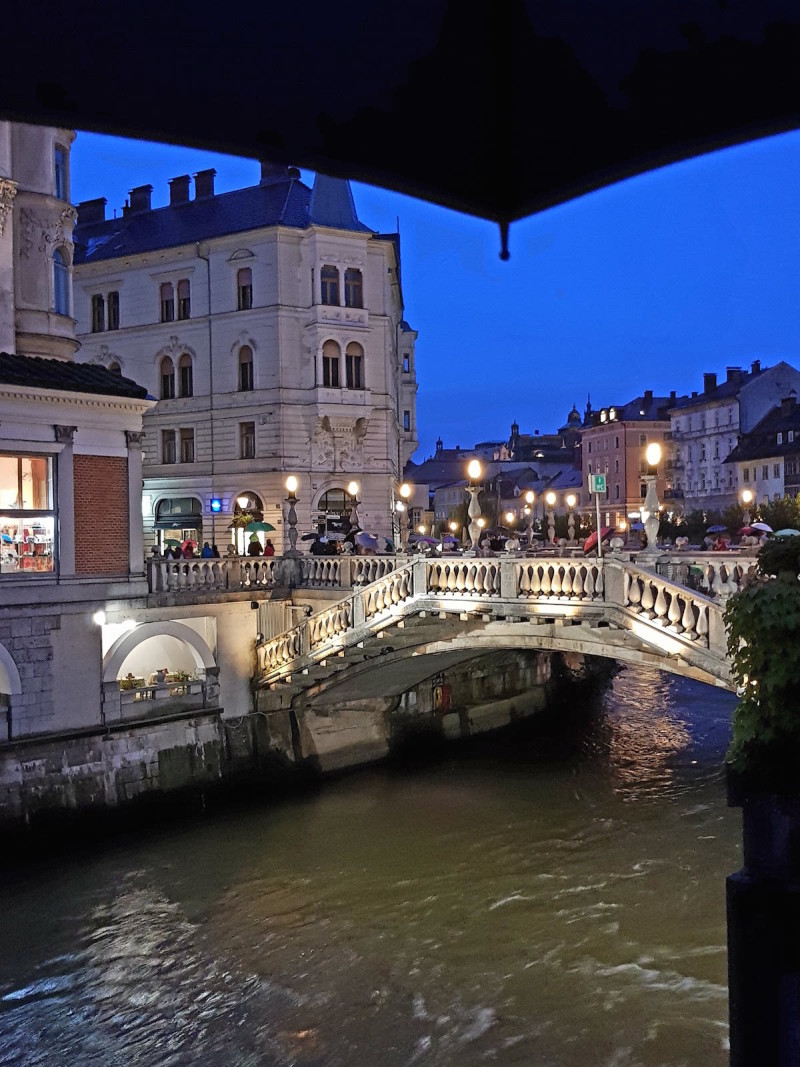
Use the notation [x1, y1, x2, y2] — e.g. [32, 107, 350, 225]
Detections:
[71, 129, 800, 463]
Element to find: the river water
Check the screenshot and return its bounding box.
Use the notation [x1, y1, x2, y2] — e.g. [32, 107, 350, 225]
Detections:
[0, 665, 739, 1067]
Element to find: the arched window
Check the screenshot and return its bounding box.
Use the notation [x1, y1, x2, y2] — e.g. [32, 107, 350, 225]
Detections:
[160, 356, 175, 400]
[321, 265, 339, 306]
[53, 247, 69, 316]
[322, 340, 340, 388]
[177, 279, 191, 320]
[344, 268, 363, 309]
[178, 353, 193, 398]
[108, 361, 122, 375]
[160, 282, 174, 323]
[345, 342, 364, 389]
[238, 345, 254, 391]
[237, 268, 253, 311]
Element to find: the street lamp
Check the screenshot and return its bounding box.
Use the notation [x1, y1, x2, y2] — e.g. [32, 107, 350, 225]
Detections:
[741, 488, 754, 527]
[641, 442, 662, 552]
[466, 459, 483, 551]
[285, 475, 299, 557]
[565, 493, 577, 543]
[347, 480, 360, 530]
[524, 489, 535, 544]
[545, 490, 557, 545]
[397, 482, 412, 551]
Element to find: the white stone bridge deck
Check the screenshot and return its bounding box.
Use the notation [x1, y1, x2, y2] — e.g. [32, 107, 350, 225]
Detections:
[251, 552, 757, 708]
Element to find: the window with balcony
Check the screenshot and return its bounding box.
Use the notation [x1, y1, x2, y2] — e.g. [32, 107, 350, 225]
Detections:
[161, 430, 176, 465]
[322, 340, 340, 387]
[160, 357, 175, 400]
[240, 422, 256, 460]
[53, 247, 69, 316]
[238, 345, 254, 391]
[344, 268, 363, 308]
[177, 279, 190, 320]
[160, 282, 175, 323]
[179, 428, 195, 464]
[321, 265, 340, 306]
[237, 267, 253, 311]
[178, 353, 193, 398]
[345, 342, 363, 389]
[91, 294, 105, 333]
[0, 453, 55, 576]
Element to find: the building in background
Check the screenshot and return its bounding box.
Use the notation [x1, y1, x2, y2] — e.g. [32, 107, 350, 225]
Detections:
[724, 394, 800, 505]
[73, 167, 418, 552]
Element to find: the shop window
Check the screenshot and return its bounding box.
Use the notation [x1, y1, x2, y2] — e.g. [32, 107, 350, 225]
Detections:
[0, 453, 55, 576]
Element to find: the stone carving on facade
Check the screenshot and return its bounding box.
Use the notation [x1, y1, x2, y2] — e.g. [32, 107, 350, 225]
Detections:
[311, 415, 368, 471]
[311, 416, 335, 469]
[0, 178, 18, 239]
[19, 205, 77, 258]
[155, 335, 195, 362]
[125, 431, 146, 448]
[54, 425, 78, 443]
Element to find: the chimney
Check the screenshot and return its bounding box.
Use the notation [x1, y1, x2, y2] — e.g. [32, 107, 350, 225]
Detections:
[644, 389, 653, 401]
[751, 359, 762, 376]
[727, 366, 744, 384]
[194, 168, 216, 199]
[781, 394, 797, 416]
[128, 184, 153, 214]
[703, 372, 717, 393]
[77, 197, 106, 224]
[169, 174, 190, 205]
[259, 160, 288, 184]
[670, 390, 676, 401]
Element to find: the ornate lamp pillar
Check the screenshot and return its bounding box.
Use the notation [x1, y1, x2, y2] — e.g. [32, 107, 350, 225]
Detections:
[741, 488, 754, 527]
[285, 476, 300, 557]
[347, 480, 361, 530]
[566, 493, 577, 544]
[545, 491, 557, 545]
[524, 490, 535, 546]
[465, 460, 483, 551]
[641, 442, 662, 553]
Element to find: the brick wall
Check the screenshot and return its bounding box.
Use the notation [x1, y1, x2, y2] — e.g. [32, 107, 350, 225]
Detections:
[74, 454, 129, 574]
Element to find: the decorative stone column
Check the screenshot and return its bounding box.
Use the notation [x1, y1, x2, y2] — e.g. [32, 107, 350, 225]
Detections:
[640, 475, 660, 554]
[125, 431, 146, 574]
[54, 424, 77, 577]
[466, 486, 482, 551]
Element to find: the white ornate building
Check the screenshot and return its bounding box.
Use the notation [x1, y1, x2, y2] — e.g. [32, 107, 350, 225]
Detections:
[73, 167, 419, 551]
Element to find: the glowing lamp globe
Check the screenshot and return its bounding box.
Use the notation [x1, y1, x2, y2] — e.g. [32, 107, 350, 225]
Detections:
[467, 460, 482, 481]
[645, 442, 662, 467]
[285, 476, 298, 494]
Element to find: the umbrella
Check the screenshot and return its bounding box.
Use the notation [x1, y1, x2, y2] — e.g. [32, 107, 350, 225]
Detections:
[181, 539, 196, 552]
[440, 534, 460, 544]
[706, 524, 728, 534]
[582, 527, 614, 555]
[164, 538, 181, 548]
[244, 521, 276, 532]
[355, 532, 380, 553]
[774, 529, 800, 537]
[301, 532, 321, 541]
[629, 522, 645, 531]
[9, 7, 800, 234]
[751, 522, 773, 533]
[408, 533, 440, 546]
[1, 533, 12, 543]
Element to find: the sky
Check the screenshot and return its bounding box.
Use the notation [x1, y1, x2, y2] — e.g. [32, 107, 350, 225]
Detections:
[71, 128, 800, 463]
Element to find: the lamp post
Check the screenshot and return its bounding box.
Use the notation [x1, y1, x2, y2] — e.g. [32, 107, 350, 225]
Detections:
[741, 488, 754, 527]
[398, 482, 412, 551]
[284, 476, 300, 557]
[524, 490, 535, 546]
[347, 480, 360, 531]
[566, 493, 577, 544]
[545, 491, 556, 545]
[466, 459, 483, 551]
[641, 442, 662, 553]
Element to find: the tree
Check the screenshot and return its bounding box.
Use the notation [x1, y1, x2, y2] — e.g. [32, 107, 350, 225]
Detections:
[756, 494, 800, 533]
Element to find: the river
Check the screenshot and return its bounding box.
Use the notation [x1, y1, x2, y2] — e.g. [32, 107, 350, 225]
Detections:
[0, 664, 739, 1067]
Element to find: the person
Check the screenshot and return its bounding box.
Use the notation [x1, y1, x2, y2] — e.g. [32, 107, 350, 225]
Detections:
[247, 534, 262, 556]
[505, 533, 520, 552]
[211, 544, 221, 558]
[712, 535, 730, 551]
[201, 541, 213, 558]
[163, 545, 175, 560]
[183, 542, 195, 559]
[173, 545, 183, 559]
[310, 537, 327, 555]
[263, 539, 275, 557]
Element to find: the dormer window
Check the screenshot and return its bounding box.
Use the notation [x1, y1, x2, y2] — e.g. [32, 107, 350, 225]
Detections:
[609, 408, 616, 420]
[600, 411, 607, 423]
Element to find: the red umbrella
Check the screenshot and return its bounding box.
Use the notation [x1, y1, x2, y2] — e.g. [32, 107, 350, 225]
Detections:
[583, 527, 615, 555]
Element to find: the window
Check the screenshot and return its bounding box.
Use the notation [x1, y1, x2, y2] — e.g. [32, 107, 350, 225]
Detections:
[777, 432, 783, 445]
[108, 361, 122, 375]
[91, 294, 105, 333]
[615, 436, 620, 449]
[54, 146, 68, 200]
[238, 345, 254, 391]
[774, 464, 781, 478]
[587, 442, 592, 454]
[403, 354, 410, 373]
[321, 265, 339, 305]
[743, 468, 750, 483]
[160, 357, 175, 400]
[0, 453, 56, 576]
[53, 248, 69, 316]
[403, 410, 411, 432]
[161, 430, 176, 464]
[240, 422, 256, 460]
[614, 484, 620, 500]
[639, 434, 647, 446]
[322, 340, 340, 387]
[107, 291, 120, 330]
[160, 282, 174, 323]
[640, 482, 647, 498]
[587, 462, 592, 474]
[344, 268, 363, 308]
[177, 279, 190, 320]
[614, 459, 619, 473]
[179, 428, 195, 464]
[790, 431, 795, 443]
[237, 268, 253, 311]
[762, 465, 769, 480]
[178, 353, 193, 398]
[345, 342, 364, 389]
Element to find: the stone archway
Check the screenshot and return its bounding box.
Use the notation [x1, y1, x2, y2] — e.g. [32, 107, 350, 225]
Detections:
[0, 641, 22, 741]
[103, 621, 217, 683]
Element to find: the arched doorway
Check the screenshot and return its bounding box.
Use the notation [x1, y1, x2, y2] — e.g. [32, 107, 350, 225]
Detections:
[231, 491, 267, 555]
[154, 497, 203, 552]
[315, 487, 356, 540]
[0, 642, 22, 741]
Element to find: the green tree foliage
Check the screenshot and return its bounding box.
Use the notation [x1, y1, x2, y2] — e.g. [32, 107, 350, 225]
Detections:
[756, 494, 800, 533]
[724, 538, 800, 791]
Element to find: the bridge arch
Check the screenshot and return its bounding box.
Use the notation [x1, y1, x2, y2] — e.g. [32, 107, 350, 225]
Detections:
[102, 621, 217, 684]
[0, 642, 22, 696]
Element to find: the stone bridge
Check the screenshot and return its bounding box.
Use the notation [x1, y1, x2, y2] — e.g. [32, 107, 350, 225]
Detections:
[254, 552, 754, 713]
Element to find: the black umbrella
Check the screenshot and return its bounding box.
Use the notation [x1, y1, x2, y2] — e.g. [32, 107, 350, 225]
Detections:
[6, 4, 800, 236]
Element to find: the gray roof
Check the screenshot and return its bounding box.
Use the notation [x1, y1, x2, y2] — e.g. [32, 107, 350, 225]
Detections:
[0, 352, 151, 399]
[308, 174, 372, 232]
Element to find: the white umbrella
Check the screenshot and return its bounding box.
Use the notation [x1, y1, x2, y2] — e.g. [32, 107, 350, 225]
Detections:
[751, 522, 773, 532]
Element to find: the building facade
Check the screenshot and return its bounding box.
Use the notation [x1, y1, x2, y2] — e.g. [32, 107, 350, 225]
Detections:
[73, 167, 418, 552]
[725, 395, 800, 506]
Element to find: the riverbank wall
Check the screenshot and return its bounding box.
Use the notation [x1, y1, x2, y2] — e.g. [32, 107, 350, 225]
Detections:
[0, 650, 610, 840]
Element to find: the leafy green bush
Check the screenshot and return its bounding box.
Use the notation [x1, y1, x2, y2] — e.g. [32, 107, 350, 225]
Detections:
[756, 535, 800, 579]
